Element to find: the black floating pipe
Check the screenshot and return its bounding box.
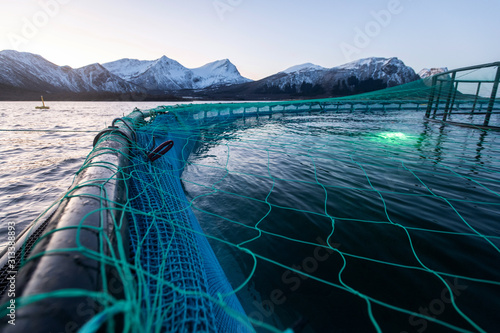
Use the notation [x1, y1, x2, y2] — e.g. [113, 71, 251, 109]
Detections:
[0, 108, 152, 332]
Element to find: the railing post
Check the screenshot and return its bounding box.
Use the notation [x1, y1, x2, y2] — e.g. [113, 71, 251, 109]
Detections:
[425, 75, 437, 118]
[443, 72, 457, 121]
[449, 81, 459, 115]
[471, 82, 481, 114]
[433, 80, 444, 117]
[484, 66, 500, 126]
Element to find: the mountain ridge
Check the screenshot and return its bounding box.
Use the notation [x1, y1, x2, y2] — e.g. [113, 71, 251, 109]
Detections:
[0, 50, 145, 95]
[202, 57, 420, 100]
[0, 50, 427, 101]
[102, 56, 251, 91]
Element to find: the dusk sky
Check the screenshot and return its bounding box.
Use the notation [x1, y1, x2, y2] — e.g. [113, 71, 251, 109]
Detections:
[1, 0, 499, 80]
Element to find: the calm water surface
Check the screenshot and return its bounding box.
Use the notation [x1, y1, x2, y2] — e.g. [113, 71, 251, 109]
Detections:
[1, 102, 499, 332]
[181, 110, 500, 332]
[0, 101, 179, 250]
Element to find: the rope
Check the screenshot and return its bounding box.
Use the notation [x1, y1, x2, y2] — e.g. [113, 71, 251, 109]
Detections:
[0, 129, 100, 133]
[2, 73, 499, 332]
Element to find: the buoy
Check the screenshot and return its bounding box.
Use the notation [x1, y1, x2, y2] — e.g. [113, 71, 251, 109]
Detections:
[35, 96, 50, 109]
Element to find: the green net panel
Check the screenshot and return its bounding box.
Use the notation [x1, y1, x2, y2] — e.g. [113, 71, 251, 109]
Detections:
[0, 63, 499, 333]
[126, 113, 252, 332]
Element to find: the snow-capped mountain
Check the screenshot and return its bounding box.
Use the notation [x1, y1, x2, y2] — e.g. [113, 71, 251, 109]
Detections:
[71, 63, 145, 93]
[0, 50, 427, 100]
[102, 57, 250, 91]
[99, 58, 159, 82]
[0, 50, 250, 98]
[280, 63, 327, 74]
[248, 57, 420, 97]
[418, 67, 449, 79]
[191, 59, 252, 89]
[335, 57, 419, 87]
[0, 50, 144, 94]
[108, 56, 194, 91]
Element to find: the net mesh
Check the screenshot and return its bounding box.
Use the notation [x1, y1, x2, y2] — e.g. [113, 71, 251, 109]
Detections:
[126, 114, 251, 332]
[1, 65, 499, 333]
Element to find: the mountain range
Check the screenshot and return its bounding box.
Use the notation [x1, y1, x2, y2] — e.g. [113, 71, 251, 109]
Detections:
[102, 56, 251, 92]
[417, 67, 448, 79]
[0, 50, 426, 101]
[206, 57, 421, 100]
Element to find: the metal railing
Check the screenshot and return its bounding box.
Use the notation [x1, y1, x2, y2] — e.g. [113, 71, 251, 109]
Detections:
[425, 61, 500, 128]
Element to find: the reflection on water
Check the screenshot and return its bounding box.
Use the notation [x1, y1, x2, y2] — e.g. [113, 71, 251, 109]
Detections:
[1, 103, 499, 332]
[475, 131, 488, 163]
[0, 101, 179, 250]
[416, 120, 499, 168]
[183, 110, 500, 332]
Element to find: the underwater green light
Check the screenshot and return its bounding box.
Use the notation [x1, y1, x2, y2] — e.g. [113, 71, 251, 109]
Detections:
[380, 132, 408, 140]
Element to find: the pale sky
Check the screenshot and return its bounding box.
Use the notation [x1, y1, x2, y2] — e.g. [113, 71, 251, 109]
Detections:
[0, 0, 499, 80]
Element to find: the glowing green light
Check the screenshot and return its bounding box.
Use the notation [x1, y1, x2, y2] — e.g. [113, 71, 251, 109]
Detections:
[380, 132, 408, 140]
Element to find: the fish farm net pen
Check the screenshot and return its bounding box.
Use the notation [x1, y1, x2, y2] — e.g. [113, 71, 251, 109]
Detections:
[0, 63, 499, 332]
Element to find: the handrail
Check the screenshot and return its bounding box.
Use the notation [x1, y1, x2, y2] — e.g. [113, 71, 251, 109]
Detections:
[433, 61, 500, 78]
[425, 61, 500, 127]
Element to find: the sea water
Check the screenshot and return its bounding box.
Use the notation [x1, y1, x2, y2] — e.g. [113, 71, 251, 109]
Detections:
[181, 109, 500, 332]
[0, 101, 177, 250]
[1, 102, 499, 332]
